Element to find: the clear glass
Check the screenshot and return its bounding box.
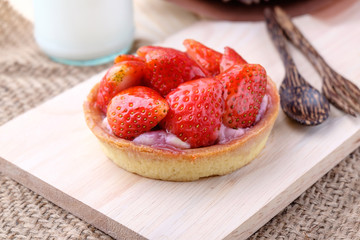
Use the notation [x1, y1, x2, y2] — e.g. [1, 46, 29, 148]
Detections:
[33, 0, 134, 66]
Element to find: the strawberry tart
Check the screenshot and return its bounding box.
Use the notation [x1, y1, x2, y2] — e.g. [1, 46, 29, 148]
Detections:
[83, 39, 279, 181]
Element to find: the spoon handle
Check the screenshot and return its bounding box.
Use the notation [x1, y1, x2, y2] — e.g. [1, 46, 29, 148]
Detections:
[273, 6, 360, 115]
[264, 8, 306, 87]
[272, 7, 325, 73]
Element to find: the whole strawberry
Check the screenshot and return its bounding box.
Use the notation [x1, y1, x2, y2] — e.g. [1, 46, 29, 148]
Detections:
[138, 46, 206, 96]
[97, 61, 145, 113]
[183, 39, 222, 76]
[163, 78, 224, 148]
[220, 46, 247, 73]
[217, 64, 267, 128]
[107, 86, 169, 140]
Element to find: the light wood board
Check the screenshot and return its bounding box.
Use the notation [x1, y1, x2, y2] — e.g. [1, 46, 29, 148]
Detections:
[1, 1, 360, 239]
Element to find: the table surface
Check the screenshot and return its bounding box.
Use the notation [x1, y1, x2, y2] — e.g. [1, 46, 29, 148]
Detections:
[4, 0, 360, 239]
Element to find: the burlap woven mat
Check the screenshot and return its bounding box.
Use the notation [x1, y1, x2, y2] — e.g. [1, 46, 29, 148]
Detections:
[0, 1, 359, 239]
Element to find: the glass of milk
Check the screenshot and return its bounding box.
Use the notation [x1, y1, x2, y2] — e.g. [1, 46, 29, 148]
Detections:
[33, 0, 134, 66]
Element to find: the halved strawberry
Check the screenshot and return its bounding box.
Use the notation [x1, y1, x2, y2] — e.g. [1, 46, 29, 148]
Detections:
[114, 54, 144, 64]
[163, 78, 224, 148]
[107, 86, 169, 140]
[96, 61, 145, 113]
[142, 47, 206, 96]
[183, 39, 223, 76]
[217, 64, 267, 128]
[219, 46, 247, 73]
[136, 46, 166, 58]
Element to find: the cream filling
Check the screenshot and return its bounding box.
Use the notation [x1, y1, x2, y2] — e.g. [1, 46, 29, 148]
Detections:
[103, 94, 270, 150]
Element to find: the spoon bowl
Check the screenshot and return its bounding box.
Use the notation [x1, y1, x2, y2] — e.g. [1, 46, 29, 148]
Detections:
[280, 83, 330, 125]
[265, 8, 330, 126]
[274, 6, 360, 116]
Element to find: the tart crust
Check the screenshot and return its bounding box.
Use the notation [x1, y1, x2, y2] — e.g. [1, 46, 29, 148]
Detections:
[83, 76, 280, 181]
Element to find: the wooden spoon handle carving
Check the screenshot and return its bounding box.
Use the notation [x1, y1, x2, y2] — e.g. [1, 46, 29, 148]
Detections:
[264, 8, 307, 87]
[273, 6, 360, 115]
[273, 7, 327, 76]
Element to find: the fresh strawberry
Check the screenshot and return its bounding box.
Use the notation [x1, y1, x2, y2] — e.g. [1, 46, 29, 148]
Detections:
[114, 54, 144, 64]
[137, 45, 189, 58]
[217, 64, 267, 128]
[219, 46, 247, 73]
[183, 39, 222, 76]
[107, 86, 169, 140]
[142, 47, 206, 96]
[163, 78, 224, 148]
[96, 61, 145, 113]
[136, 46, 166, 58]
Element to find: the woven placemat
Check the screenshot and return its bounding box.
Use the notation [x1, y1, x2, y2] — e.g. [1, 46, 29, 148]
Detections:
[0, 1, 359, 239]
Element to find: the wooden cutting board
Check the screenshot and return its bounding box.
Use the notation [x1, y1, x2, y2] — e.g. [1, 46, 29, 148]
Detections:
[1, 2, 360, 239]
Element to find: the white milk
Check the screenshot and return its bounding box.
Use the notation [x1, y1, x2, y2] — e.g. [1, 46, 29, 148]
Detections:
[33, 0, 134, 65]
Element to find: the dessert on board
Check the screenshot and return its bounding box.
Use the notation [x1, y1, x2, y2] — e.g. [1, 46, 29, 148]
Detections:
[83, 39, 280, 181]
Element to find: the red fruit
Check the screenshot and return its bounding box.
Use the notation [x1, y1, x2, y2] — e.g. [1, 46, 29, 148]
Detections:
[163, 78, 224, 148]
[137, 45, 189, 59]
[142, 47, 206, 96]
[220, 47, 247, 73]
[114, 54, 144, 64]
[183, 39, 222, 76]
[217, 64, 267, 128]
[107, 86, 169, 140]
[97, 61, 145, 113]
[136, 46, 167, 58]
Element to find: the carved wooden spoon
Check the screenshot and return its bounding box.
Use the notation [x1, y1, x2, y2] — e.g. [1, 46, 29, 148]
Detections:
[273, 6, 360, 116]
[264, 8, 330, 125]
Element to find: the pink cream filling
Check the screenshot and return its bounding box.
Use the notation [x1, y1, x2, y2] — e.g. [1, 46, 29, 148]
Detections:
[102, 94, 270, 150]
